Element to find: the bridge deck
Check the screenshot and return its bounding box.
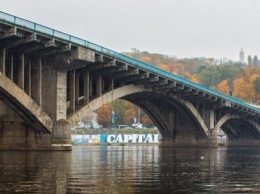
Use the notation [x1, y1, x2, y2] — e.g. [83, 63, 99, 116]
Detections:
[0, 11, 259, 115]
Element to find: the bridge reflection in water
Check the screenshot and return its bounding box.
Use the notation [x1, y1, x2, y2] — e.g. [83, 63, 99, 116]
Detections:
[0, 145, 260, 193]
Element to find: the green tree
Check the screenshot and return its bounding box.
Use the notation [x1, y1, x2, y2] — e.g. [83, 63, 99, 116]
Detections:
[248, 55, 252, 65]
[109, 99, 127, 125]
[255, 77, 260, 94]
[198, 66, 220, 87]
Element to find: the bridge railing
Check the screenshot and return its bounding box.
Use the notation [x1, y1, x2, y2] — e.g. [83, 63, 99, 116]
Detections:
[0, 11, 259, 114]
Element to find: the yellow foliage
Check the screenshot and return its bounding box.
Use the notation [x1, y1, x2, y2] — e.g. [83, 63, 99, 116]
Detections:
[217, 80, 229, 95]
[233, 78, 255, 100]
[140, 56, 152, 63]
[158, 64, 170, 72]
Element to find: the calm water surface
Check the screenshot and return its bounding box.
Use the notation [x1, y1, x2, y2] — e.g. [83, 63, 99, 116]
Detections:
[1, 145, 260, 193]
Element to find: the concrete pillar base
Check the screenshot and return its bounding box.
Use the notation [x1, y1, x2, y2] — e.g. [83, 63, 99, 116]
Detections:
[0, 119, 72, 151]
[225, 140, 260, 147]
[51, 119, 72, 151]
[159, 138, 218, 148]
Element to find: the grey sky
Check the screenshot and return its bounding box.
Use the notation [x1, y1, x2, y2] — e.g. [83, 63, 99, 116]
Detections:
[1, 0, 260, 61]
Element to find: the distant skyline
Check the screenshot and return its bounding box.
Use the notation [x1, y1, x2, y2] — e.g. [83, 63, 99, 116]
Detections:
[1, 0, 260, 61]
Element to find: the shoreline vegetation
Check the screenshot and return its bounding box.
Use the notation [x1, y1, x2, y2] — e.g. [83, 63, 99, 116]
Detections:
[71, 128, 159, 135]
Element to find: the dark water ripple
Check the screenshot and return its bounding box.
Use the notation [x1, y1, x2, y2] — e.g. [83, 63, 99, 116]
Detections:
[1, 146, 260, 193]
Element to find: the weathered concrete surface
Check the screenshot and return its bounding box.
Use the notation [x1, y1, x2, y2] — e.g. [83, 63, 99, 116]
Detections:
[0, 104, 71, 150]
[71, 47, 95, 62]
[159, 132, 218, 148]
[225, 139, 260, 147]
[51, 119, 72, 151]
[68, 84, 148, 126]
[0, 72, 71, 150]
[0, 72, 53, 132]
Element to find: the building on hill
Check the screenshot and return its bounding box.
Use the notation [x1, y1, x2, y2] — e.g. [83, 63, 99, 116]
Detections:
[239, 48, 245, 64]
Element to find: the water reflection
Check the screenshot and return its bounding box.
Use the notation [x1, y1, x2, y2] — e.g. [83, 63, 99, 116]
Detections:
[0, 151, 71, 193]
[1, 146, 260, 193]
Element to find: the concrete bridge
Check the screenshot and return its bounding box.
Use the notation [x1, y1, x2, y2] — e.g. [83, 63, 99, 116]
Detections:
[0, 11, 259, 150]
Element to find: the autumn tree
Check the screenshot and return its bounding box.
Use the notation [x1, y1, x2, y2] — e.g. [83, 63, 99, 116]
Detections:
[81, 112, 95, 129]
[109, 99, 129, 125]
[141, 114, 153, 126]
[255, 77, 260, 94]
[140, 56, 152, 63]
[158, 64, 170, 72]
[217, 80, 229, 95]
[97, 104, 111, 127]
[123, 102, 138, 125]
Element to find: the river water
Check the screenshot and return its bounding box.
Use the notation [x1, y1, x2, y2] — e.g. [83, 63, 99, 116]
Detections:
[1, 145, 260, 193]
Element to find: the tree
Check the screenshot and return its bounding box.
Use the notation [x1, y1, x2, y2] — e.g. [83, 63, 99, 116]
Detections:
[141, 114, 153, 126]
[158, 64, 170, 72]
[140, 56, 152, 63]
[218, 65, 240, 81]
[255, 77, 260, 94]
[81, 113, 95, 129]
[123, 103, 138, 125]
[253, 55, 259, 66]
[248, 55, 252, 65]
[198, 66, 220, 88]
[97, 104, 111, 127]
[217, 80, 229, 95]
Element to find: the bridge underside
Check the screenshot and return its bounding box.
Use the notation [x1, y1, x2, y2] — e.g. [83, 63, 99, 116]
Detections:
[222, 119, 260, 147]
[124, 93, 218, 148]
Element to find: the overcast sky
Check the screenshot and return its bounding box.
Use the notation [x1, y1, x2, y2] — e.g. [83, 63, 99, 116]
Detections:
[1, 0, 260, 61]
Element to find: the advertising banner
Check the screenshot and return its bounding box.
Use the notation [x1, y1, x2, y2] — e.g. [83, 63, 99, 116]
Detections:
[71, 134, 159, 144]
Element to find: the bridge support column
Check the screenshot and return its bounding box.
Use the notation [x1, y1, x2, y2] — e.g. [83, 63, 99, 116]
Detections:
[109, 79, 114, 90]
[154, 102, 218, 148]
[18, 54, 25, 90]
[31, 57, 42, 106]
[76, 71, 80, 105]
[96, 75, 102, 97]
[83, 71, 89, 103]
[0, 48, 6, 75]
[6, 55, 14, 81]
[89, 76, 93, 98]
[69, 70, 76, 113]
[225, 140, 260, 147]
[42, 66, 71, 150]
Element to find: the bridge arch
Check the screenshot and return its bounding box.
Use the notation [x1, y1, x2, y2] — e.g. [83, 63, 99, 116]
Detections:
[214, 113, 260, 139]
[67, 84, 148, 125]
[0, 73, 53, 133]
[124, 94, 210, 138]
[68, 84, 211, 140]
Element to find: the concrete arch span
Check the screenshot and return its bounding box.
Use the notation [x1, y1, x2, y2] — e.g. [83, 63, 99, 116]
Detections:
[0, 72, 53, 133]
[124, 94, 209, 139]
[215, 113, 260, 140]
[68, 85, 217, 147]
[67, 84, 148, 125]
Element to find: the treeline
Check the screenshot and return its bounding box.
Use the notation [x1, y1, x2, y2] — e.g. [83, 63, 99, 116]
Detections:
[124, 49, 260, 102]
[96, 99, 153, 128]
[94, 49, 260, 127]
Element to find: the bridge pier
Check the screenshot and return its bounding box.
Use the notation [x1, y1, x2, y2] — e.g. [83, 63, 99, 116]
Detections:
[225, 139, 260, 147]
[0, 101, 71, 150]
[159, 134, 218, 148]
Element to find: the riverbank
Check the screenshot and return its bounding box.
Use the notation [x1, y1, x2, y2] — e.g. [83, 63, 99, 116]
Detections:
[71, 128, 159, 135]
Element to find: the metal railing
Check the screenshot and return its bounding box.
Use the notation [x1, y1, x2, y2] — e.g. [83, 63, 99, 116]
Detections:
[0, 11, 259, 114]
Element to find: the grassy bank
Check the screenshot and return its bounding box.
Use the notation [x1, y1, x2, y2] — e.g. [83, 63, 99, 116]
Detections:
[71, 128, 159, 135]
